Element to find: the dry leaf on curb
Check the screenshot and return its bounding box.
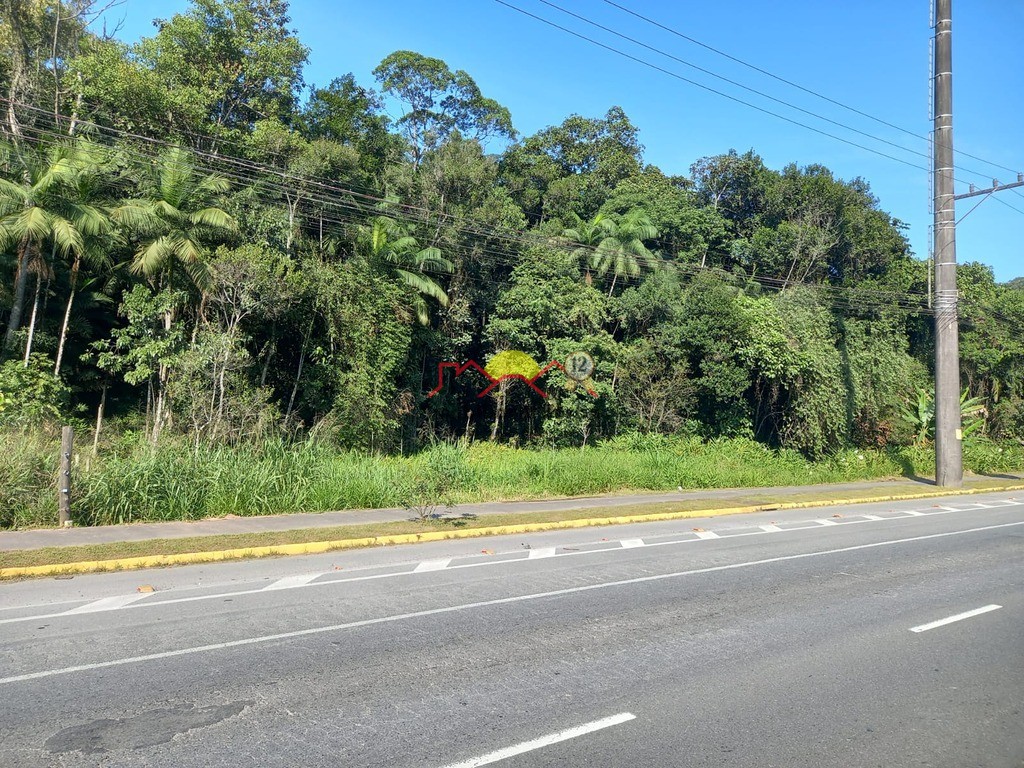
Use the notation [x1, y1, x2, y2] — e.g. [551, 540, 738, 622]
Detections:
[692, 527, 705, 532]
[481, 549, 494, 555]
[137, 585, 155, 593]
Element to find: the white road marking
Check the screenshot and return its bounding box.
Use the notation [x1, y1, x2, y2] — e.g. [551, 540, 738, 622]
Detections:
[759, 524, 782, 532]
[527, 547, 556, 559]
[438, 712, 636, 768]
[63, 594, 151, 614]
[903, 510, 926, 516]
[972, 502, 994, 508]
[815, 519, 839, 526]
[935, 505, 960, 511]
[413, 559, 452, 573]
[263, 573, 321, 591]
[620, 539, 644, 549]
[910, 604, 1002, 633]
[693, 531, 719, 539]
[1, 497, 1019, 627]
[2, 520, 1020, 686]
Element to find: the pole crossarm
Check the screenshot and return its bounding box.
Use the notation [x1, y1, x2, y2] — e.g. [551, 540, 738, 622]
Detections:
[954, 175, 1024, 200]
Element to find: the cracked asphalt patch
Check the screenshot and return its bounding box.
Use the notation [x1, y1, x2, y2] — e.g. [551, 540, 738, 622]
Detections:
[45, 701, 253, 755]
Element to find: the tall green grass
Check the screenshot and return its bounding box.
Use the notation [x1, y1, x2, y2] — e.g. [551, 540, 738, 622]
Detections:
[2, 429, 1022, 529]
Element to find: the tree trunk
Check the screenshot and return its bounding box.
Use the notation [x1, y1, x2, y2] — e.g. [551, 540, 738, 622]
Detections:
[92, 384, 106, 457]
[22, 272, 41, 366]
[489, 379, 508, 441]
[259, 333, 275, 387]
[152, 308, 174, 445]
[285, 320, 313, 422]
[54, 254, 81, 376]
[284, 343, 306, 422]
[3, 237, 32, 351]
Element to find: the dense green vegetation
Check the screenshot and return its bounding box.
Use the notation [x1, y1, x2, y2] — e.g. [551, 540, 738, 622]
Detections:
[1, 1, 1022, 528]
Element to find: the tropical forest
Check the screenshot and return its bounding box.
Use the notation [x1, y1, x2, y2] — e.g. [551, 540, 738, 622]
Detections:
[2, 0, 1023, 529]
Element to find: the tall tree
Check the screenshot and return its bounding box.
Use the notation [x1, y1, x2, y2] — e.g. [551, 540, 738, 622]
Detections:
[373, 50, 514, 167]
[52, 141, 113, 375]
[113, 145, 235, 441]
[0, 140, 85, 352]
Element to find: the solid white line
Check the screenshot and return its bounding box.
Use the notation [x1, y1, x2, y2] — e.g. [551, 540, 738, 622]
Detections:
[438, 712, 636, 768]
[413, 559, 452, 573]
[861, 515, 884, 521]
[910, 604, 1002, 633]
[527, 547, 556, 559]
[263, 573, 321, 591]
[63, 594, 151, 614]
[693, 531, 719, 539]
[815, 519, 839, 526]
[759, 524, 782, 532]
[620, 539, 644, 549]
[2, 520, 1020, 686]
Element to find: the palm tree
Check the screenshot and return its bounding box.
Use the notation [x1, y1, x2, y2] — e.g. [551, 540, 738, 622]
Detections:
[113, 146, 235, 442]
[53, 142, 115, 376]
[560, 212, 615, 281]
[114, 146, 236, 291]
[593, 210, 659, 296]
[0, 141, 83, 353]
[356, 216, 453, 325]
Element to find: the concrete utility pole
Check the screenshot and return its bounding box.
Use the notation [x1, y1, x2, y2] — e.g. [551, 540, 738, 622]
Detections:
[933, 0, 962, 487]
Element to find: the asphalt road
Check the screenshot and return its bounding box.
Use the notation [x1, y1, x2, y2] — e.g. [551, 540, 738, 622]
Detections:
[1, 491, 1022, 767]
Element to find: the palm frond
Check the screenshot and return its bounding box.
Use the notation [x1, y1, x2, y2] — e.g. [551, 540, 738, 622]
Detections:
[190, 207, 237, 232]
[395, 268, 449, 306]
[49, 216, 86, 256]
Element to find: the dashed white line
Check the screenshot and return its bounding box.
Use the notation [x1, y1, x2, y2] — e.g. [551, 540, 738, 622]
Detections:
[815, 519, 839, 526]
[2, 521, 1020, 686]
[527, 547, 556, 559]
[1, 496, 1017, 628]
[438, 712, 636, 768]
[63, 594, 151, 614]
[263, 573, 321, 591]
[693, 530, 720, 539]
[414, 559, 452, 573]
[903, 511, 926, 516]
[620, 539, 645, 549]
[910, 604, 1002, 633]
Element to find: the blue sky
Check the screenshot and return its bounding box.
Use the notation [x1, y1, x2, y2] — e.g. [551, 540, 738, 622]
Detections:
[103, 0, 1024, 281]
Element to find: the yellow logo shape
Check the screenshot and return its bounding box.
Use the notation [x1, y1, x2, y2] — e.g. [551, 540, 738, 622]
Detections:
[485, 350, 542, 381]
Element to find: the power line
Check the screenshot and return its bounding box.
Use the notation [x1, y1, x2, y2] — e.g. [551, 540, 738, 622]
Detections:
[536, 0, 1005, 182]
[991, 194, 1024, 217]
[493, 0, 934, 175]
[6, 105, 936, 315]
[599, 0, 1022, 178]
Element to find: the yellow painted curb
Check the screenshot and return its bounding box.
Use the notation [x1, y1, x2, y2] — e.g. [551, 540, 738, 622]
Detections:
[2, 483, 1023, 579]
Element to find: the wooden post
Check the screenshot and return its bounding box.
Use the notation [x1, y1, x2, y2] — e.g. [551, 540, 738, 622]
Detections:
[59, 425, 73, 527]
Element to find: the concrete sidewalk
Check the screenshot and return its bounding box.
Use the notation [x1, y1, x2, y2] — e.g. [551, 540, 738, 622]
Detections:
[3, 473, 1021, 552]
